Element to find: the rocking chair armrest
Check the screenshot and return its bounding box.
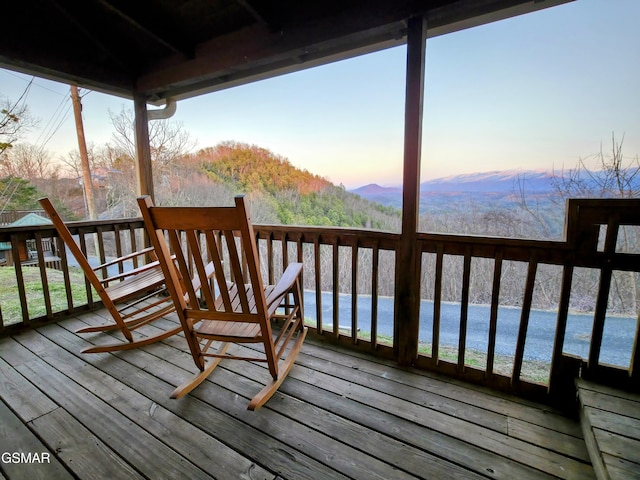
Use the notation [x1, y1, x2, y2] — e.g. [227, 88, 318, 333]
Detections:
[99, 260, 161, 284]
[99, 253, 178, 284]
[266, 262, 303, 309]
[189, 260, 216, 293]
[92, 246, 156, 272]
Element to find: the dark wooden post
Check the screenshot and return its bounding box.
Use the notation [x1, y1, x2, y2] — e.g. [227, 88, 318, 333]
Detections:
[134, 94, 154, 200]
[394, 15, 427, 365]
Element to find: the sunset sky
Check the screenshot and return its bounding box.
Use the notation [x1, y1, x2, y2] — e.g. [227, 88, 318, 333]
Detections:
[1, 0, 639, 188]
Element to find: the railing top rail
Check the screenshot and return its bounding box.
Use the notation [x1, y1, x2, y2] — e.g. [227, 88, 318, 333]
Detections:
[0, 217, 147, 241]
[254, 224, 401, 249]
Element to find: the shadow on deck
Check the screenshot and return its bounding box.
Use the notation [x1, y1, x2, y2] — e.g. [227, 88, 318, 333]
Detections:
[0, 308, 600, 479]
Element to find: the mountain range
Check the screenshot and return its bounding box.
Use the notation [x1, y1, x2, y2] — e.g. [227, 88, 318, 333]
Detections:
[348, 169, 560, 210]
[348, 168, 640, 212]
[351, 169, 554, 196]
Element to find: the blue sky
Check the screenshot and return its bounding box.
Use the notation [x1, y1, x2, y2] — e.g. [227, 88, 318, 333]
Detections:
[1, 0, 639, 188]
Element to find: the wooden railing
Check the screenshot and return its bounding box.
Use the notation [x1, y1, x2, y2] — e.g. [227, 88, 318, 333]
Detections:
[1, 198, 639, 402]
[253, 225, 399, 348]
[254, 198, 640, 402]
[0, 218, 150, 332]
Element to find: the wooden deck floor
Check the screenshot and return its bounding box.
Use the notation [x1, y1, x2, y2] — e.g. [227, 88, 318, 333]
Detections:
[577, 379, 640, 480]
[0, 308, 595, 480]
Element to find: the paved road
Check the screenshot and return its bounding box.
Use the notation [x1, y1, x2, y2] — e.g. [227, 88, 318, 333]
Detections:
[69, 251, 636, 368]
[304, 291, 637, 367]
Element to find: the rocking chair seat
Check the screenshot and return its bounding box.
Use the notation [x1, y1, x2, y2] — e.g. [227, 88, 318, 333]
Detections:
[103, 262, 166, 303]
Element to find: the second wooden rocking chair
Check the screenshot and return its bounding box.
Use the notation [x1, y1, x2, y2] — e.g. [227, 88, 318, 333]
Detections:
[39, 197, 207, 354]
[138, 195, 307, 410]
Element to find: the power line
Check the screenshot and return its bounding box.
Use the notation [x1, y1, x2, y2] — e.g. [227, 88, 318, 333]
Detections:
[34, 94, 69, 145]
[34, 96, 73, 151]
[1, 77, 33, 124]
[3, 71, 81, 154]
[0, 178, 21, 216]
[2, 70, 66, 97]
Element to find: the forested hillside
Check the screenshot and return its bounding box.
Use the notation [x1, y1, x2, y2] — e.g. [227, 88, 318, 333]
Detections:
[185, 141, 400, 230]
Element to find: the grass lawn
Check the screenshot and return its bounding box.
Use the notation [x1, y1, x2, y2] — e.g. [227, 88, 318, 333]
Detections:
[306, 320, 551, 385]
[0, 266, 91, 326]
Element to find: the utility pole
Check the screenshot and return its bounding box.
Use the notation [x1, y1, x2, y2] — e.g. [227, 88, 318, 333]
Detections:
[70, 85, 97, 220]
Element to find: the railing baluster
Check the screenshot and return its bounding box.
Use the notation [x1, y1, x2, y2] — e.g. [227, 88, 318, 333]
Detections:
[313, 238, 322, 333]
[512, 253, 538, 385]
[296, 236, 304, 307]
[371, 241, 379, 351]
[458, 247, 472, 372]
[267, 232, 274, 285]
[282, 233, 289, 274]
[351, 240, 358, 344]
[96, 227, 107, 280]
[53, 235, 74, 313]
[34, 231, 53, 319]
[10, 233, 29, 325]
[588, 219, 619, 370]
[486, 249, 503, 378]
[0, 218, 156, 328]
[332, 242, 339, 337]
[432, 244, 444, 365]
[114, 225, 123, 275]
[129, 227, 139, 268]
[78, 231, 95, 307]
[549, 262, 575, 393]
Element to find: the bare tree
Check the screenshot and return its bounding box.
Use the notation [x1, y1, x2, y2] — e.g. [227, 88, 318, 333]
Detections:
[551, 133, 639, 199]
[96, 107, 197, 217]
[518, 133, 640, 314]
[60, 145, 92, 178]
[109, 107, 196, 171]
[0, 87, 37, 155]
[0, 143, 58, 179]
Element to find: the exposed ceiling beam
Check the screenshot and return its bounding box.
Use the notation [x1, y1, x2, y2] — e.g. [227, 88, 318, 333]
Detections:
[47, 0, 133, 74]
[96, 0, 194, 59]
[235, 0, 271, 27]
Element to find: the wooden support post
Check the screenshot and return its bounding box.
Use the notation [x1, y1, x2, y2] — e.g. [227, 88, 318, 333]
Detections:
[394, 15, 427, 366]
[134, 94, 154, 200]
[631, 312, 640, 388]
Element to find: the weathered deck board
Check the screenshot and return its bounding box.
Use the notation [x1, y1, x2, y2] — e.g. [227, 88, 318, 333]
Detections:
[577, 379, 640, 480]
[0, 399, 72, 480]
[29, 407, 147, 480]
[0, 308, 597, 480]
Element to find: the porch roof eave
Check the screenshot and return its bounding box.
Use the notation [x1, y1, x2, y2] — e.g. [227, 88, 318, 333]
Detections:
[0, 1, 573, 104]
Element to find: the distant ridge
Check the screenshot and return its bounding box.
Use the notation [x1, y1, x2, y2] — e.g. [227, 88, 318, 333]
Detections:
[351, 183, 402, 195]
[351, 169, 556, 196]
[421, 169, 555, 193]
[349, 167, 640, 213]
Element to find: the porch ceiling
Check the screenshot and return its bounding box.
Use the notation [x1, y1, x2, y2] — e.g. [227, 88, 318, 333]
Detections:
[2, 0, 571, 103]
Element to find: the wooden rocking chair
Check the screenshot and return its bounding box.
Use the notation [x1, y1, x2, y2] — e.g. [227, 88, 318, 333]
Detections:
[138, 195, 307, 410]
[39, 197, 193, 354]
